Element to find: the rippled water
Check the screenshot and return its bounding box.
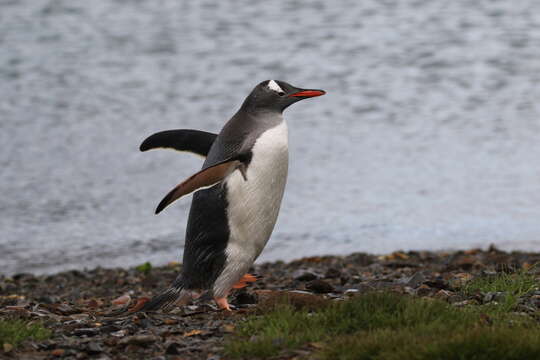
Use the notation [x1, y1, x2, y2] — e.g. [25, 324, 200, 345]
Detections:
[2, 0, 540, 275]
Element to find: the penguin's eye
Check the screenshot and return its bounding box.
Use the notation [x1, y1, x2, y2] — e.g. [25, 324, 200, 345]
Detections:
[277, 91, 285, 96]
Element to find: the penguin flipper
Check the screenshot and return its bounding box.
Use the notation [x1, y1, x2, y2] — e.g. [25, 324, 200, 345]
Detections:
[155, 156, 248, 214]
[140, 129, 217, 157]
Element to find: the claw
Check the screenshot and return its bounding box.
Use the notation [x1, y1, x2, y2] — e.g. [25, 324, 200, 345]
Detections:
[214, 296, 231, 311]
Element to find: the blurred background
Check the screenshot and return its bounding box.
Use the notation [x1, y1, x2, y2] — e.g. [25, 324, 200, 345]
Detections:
[1, 0, 540, 275]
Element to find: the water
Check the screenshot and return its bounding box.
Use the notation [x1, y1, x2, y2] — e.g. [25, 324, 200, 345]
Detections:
[2, 0, 540, 275]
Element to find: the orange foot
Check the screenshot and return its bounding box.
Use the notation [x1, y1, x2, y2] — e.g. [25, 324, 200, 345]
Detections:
[232, 273, 258, 289]
[214, 296, 231, 311]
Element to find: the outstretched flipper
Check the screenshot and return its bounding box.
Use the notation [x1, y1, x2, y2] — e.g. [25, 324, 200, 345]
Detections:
[155, 154, 250, 214]
[140, 129, 217, 157]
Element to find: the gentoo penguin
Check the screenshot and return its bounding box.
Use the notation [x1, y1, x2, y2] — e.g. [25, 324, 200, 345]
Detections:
[138, 80, 325, 312]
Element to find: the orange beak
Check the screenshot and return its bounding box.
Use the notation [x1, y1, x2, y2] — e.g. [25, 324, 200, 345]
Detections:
[289, 89, 326, 98]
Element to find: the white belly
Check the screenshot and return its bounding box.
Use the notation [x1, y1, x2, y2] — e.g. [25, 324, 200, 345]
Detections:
[213, 120, 288, 296]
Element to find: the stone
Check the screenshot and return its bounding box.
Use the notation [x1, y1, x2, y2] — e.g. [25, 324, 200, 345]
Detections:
[119, 335, 158, 347]
[86, 342, 102, 354]
[405, 272, 425, 288]
[416, 284, 432, 297]
[234, 292, 257, 305]
[306, 279, 335, 294]
[324, 268, 342, 279]
[293, 270, 318, 282]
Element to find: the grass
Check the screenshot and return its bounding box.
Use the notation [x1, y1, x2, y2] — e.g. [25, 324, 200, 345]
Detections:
[463, 267, 538, 314]
[0, 319, 51, 348]
[135, 261, 152, 274]
[225, 291, 540, 359]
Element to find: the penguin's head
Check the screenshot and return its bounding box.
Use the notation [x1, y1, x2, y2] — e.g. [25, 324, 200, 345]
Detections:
[241, 80, 325, 112]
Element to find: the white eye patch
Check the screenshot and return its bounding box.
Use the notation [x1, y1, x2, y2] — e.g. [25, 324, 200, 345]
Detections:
[267, 80, 284, 93]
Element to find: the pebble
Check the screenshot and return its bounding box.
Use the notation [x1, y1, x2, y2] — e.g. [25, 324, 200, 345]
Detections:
[424, 277, 449, 290]
[324, 268, 342, 279]
[306, 279, 335, 294]
[293, 270, 318, 282]
[3, 343, 13, 353]
[51, 349, 65, 357]
[234, 292, 257, 305]
[165, 342, 184, 355]
[110, 329, 128, 338]
[434, 289, 452, 300]
[119, 335, 158, 346]
[416, 284, 432, 297]
[72, 328, 100, 337]
[483, 292, 505, 303]
[530, 295, 540, 307]
[86, 342, 103, 354]
[405, 272, 425, 288]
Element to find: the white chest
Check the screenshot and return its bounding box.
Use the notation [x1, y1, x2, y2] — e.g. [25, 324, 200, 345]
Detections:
[225, 120, 289, 261]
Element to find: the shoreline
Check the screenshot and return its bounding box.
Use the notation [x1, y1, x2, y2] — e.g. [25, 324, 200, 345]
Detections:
[2, 247, 540, 359]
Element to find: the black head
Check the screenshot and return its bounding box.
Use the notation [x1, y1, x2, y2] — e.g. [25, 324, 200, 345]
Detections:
[240, 80, 325, 113]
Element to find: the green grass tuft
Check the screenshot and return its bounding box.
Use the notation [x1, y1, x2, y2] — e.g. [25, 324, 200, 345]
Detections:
[0, 319, 51, 348]
[225, 291, 540, 359]
[464, 268, 538, 313]
[135, 261, 152, 274]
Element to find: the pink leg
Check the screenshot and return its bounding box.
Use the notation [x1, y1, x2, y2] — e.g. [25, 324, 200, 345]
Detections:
[214, 296, 232, 311]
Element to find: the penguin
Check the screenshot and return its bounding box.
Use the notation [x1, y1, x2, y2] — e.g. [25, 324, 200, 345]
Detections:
[138, 80, 325, 312]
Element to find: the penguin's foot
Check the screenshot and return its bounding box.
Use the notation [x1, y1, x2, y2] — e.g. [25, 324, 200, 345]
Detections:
[214, 296, 232, 311]
[232, 273, 258, 289]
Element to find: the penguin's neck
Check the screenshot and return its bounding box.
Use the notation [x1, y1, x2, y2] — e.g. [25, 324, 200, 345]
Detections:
[228, 107, 283, 136]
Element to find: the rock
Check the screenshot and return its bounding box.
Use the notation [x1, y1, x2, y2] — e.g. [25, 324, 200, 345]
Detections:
[51, 349, 65, 357]
[221, 324, 235, 333]
[234, 292, 257, 305]
[367, 280, 395, 289]
[45, 303, 80, 315]
[434, 289, 453, 300]
[483, 292, 505, 303]
[516, 304, 536, 313]
[293, 270, 318, 281]
[453, 300, 477, 307]
[165, 342, 185, 355]
[403, 286, 415, 295]
[416, 284, 432, 297]
[450, 255, 477, 270]
[383, 261, 420, 269]
[448, 273, 473, 288]
[530, 295, 540, 307]
[306, 279, 335, 294]
[119, 335, 158, 347]
[346, 253, 374, 266]
[183, 329, 207, 337]
[36, 295, 59, 304]
[111, 329, 128, 337]
[405, 272, 425, 288]
[86, 342, 102, 354]
[424, 277, 449, 290]
[72, 328, 100, 337]
[324, 268, 341, 279]
[162, 318, 178, 325]
[3, 343, 13, 353]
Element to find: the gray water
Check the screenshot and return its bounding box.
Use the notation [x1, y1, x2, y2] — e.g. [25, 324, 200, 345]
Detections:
[2, 0, 540, 275]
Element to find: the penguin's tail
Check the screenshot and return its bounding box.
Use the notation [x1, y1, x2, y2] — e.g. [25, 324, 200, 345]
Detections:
[137, 284, 189, 313]
[105, 278, 190, 317]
